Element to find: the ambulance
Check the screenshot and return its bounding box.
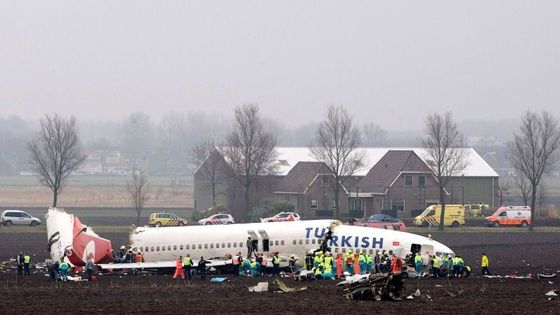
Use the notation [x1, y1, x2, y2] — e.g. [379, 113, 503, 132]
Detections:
[413, 204, 465, 227]
[485, 206, 531, 227]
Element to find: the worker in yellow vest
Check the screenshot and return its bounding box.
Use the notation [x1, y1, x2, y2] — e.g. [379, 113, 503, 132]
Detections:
[481, 253, 490, 276]
[23, 253, 31, 275]
[183, 254, 192, 279]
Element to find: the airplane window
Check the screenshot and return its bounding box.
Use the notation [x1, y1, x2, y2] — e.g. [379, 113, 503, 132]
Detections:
[162, 246, 165, 251]
[369, 249, 373, 255]
[233, 242, 237, 248]
[133, 247, 138, 252]
[198, 244, 202, 249]
[173, 245, 177, 250]
[144, 247, 148, 252]
[186, 245, 189, 250]
[210, 244, 214, 249]
[292, 240, 296, 245]
[334, 248, 339, 253]
[205, 244, 208, 249]
[341, 248, 346, 253]
[222, 243, 225, 248]
[139, 247, 143, 252]
[168, 246, 171, 251]
[311, 239, 316, 244]
[151, 246, 155, 252]
[305, 240, 309, 245]
[180, 245, 183, 250]
[216, 243, 220, 248]
[299, 239, 303, 245]
[156, 246, 160, 251]
[281, 240, 284, 246]
[239, 242, 243, 248]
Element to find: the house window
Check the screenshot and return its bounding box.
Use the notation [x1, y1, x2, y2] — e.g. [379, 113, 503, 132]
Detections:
[404, 175, 413, 187]
[310, 199, 318, 209]
[418, 175, 426, 187]
[391, 200, 406, 212]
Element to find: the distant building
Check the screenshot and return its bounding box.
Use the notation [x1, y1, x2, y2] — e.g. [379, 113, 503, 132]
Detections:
[193, 147, 499, 220]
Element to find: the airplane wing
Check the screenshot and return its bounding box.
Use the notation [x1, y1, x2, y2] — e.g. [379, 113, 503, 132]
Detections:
[97, 258, 233, 270]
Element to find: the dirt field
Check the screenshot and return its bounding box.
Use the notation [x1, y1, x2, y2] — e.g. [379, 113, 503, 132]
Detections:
[1, 229, 559, 314]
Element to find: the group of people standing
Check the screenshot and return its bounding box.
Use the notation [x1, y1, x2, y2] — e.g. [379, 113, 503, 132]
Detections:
[304, 249, 404, 280]
[16, 252, 31, 276]
[173, 254, 208, 280]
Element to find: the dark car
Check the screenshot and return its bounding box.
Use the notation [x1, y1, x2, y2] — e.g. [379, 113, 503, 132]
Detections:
[348, 214, 407, 232]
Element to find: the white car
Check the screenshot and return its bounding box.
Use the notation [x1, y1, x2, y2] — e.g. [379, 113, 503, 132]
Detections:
[198, 213, 235, 225]
[261, 212, 301, 223]
[1, 210, 42, 226]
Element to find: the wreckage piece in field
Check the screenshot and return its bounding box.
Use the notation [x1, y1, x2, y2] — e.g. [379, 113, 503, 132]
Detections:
[342, 273, 404, 301]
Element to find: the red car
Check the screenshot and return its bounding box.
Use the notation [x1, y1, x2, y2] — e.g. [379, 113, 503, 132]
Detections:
[348, 214, 407, 232]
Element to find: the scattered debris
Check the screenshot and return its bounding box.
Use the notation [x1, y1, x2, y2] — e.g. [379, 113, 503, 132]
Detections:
[414, 289, 421, 297]
[274, 279, 307, 293]
[406, 295, 414, 300]
[544, 290, 558, 297]
[537, 273, 557, 279]
[248, 282, 269, 292]
[341, 273, 404, 301]
[210, 277, 227, 283]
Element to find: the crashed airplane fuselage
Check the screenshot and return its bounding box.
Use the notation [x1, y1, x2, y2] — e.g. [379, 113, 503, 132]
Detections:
[46, 208, 113, 266]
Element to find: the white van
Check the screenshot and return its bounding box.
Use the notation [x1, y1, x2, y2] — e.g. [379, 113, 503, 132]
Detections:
[1, 210, 42, 226]
[485, 206, 531, 227]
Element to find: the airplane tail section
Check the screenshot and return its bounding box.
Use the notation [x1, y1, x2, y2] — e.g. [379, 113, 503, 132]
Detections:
[46, 208, 113, 266]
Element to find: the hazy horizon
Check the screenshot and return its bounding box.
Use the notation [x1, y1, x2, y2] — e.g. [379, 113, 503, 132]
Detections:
[1, 1, 559, 130]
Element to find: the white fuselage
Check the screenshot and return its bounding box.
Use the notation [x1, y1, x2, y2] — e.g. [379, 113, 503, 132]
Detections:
[130, 220, 453, 265]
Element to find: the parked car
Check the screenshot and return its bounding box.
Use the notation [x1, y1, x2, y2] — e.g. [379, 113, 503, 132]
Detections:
[348, 214, 407, 231]
[198, 213, 235, 225]
[485, 206, 531, 227]
[1, 210, 42, 226]
[148, 212, 188, 227]
[413, 204, 465, 227]
[261, 212, 301, 223]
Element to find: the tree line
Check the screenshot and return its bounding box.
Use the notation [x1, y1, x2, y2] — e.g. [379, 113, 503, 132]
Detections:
[19, 106, 560, 229]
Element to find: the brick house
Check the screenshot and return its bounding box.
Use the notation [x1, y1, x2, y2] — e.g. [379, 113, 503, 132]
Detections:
[193, 147, 499, 220]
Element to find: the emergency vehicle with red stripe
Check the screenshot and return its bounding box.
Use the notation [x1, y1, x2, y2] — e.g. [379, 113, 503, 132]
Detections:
[260, 212, 301, 223]
[198, 213, 235, 225]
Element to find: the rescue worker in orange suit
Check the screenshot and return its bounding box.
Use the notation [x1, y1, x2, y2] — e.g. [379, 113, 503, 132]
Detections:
[391, 255, 403, 274]
[335, 253, 343, 278]
[173, 256, 185, 279]
[353, 252, 361, 275]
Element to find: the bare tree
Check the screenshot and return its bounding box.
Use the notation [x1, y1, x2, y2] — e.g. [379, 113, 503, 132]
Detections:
[222, 104, 277, 220]
[511, 171, 532, 206]
[122, 112, 153, 170]
[310, 106, 364, 218]
[496, 177, 510, 207]
[508, 111, 560, 230]
[191, 139, 227, 209]
[423, 112, 467, 231]
[361, 122, 387, 147]
[127, 172, 151, 226]
[28, 114, 86, 207]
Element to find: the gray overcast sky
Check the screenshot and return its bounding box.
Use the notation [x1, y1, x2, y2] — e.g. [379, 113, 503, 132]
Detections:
[1, 0, 559, 130]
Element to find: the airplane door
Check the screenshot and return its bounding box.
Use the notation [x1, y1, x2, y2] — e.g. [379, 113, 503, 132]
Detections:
[410, 243, 421, 255]
[258, 230, 270, 252]
[247, 230, 259, 256]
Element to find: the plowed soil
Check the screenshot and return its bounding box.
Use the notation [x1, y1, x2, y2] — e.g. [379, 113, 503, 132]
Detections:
[1, 231, 559, 314]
